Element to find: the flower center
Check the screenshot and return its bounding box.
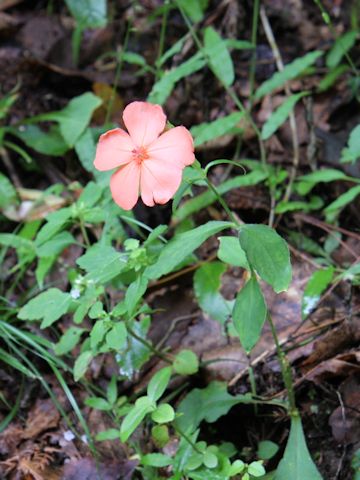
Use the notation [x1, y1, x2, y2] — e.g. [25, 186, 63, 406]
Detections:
[132, 146, 149, 164]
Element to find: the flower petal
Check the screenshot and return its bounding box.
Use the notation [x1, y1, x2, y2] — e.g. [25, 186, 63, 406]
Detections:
[110, 162, 140, 210]
[147, 126, 195, 167]
[123, 101, 167, 147]
[140, 158, 183, 207]
[94, 128, 135, 171]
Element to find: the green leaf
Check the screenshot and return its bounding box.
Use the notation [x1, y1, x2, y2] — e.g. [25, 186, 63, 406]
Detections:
[43, 93, 102, 147]
[203, 449, 218, 469]
[217, 236, 249, 269]
[74, 128, 97, 172]
[64, 0, 107, 28]
[302, 266, 334, 319]
[232, 276, 267, 353]
[35, 208, 72, 246]
[324, 184, 360, 213]
[76, 244, 125, 283]
[191, 112, 243, 147]
[340, 124, 360, 164]
[36, 256, 56, 288]
[248, 461, 266, 477]
[145, 221, 232, 279]
[85, 397, 112, 411]
[194, 262, 231, 324]
[152, 424, 170, 448]
[35, 231, 75, 258]
[326, 31, 357, 68]
[73, 350, 93, 381]
[318, 64, 348, 92]
[148, 52, 206, 105]
[0, 173, 17, 209]
[239, 225, 292, 293]
[275, 416, 322, 480]
[54, 327, 85, 355]
[120, 396, 155, 442]
[255, 51, 323, 99]
[204, 27, 234, 87]
[261, 92, 308, 140]
[174, 171, 268, 222]
[142, 453, 173, 467]
[90, 319, 109, 349]
[11, 125, 69, 156]
[125, 276, 148, 318]
[177, 0, 207, 22]
[96, 428, 120, 441]
[173, 350, 199, 375]
[147, 366, 172, 402]
[151, 403, 175, 424]
[105, 322, 127, 351]
[257, 440, 279, 460]
[107, 375, 117, 404]
[18, 288, 72, 328]
[296, 168, 352, 195]
[175, 381, 253, 432]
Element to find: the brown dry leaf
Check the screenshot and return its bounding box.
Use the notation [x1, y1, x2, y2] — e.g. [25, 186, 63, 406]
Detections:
[22, 399, 60, 440]
[4, 188, 66, 222]
[62, 458, 138, 480]
[92, 82, 123, 124]
[305, 352, 360, 383]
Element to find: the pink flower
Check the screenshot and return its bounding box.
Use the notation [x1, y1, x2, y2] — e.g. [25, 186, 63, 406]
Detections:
[94, 101, 195, 210]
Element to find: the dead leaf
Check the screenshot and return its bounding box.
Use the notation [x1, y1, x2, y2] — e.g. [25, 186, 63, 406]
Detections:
[62, 458, 138, 480]
[22, 398, 60, 440]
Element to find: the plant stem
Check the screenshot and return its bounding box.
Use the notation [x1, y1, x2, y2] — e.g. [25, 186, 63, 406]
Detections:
[249, 0, 260, 106]
[174, 425, 202, 453]
[79, 217, 90, 247]
[267, 313, 297, 415]
[125, 321, 172, 364]
[155, 0, 169, 80]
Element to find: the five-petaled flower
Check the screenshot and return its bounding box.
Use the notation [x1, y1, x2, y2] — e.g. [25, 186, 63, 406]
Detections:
[94, 101, 195, 210]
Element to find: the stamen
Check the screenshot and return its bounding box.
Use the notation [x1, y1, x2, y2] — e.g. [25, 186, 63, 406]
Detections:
[132, 147, 149, 164]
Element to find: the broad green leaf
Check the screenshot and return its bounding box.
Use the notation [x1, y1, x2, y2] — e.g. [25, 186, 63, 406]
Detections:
[194, 262, 231, 324]
[85, 397, 112, 411]
[74, 128, 97, 172]
[11, 125, 69, 156]
[0, 173, 17, 209]
[73, 350, 93, 381]
[148, 52, 206, 105]
[217, 236, 249, 269]
[174, 170, 268, 222]
[325, 185, 360, 213]
[239, 225, 292, 293]
[90, 319, 109, 349]
[255, 51, 323, 99]
[145, 221, 232, 279]
[257, 440, 279, 460]
[203, 449, 218, 469]
[76, 244, 125, 283]
[261, 92, 308, 140]
[77, 181, 103, 208]
[64, 0, 107, 28]
[177, 0, 208, 22]
[275, 416, 322, 480]
[248, 461, 266, 477]
[18, 288, 72, 328]
[35, 231, 75, 258]
[152, 424, 170, 448]
[105, 322, 127, 351]
[35, 208, 72, 246]
[125, 275, 148, 318]
[340, 124, 360, 164]
[120, 396, 155, 442]
[232, 276, 267, 353]
[0, 233, 34, 253]
[142, 453, 173, 467]
[302, 266, 334, 319]
[296, 168, 352, 195]
[204, 27, 234, 87]
[54, 327, 85, 355]
[36, 256, 56, 288]
[42, 93, 102, 147]
[326, 31, 357, 68]
[151, 403, 175, 424]
[175, 381, 254, 432]
[173, 350, 199, 375]
[191, 112, 243, 147]
[147, 367, 172, 402]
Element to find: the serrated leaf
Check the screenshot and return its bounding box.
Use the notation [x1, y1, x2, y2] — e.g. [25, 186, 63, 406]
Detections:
[35, 231, 75, 258]
[76, 244, 125, 284]
[18, 288, 72, 328]
[302, 266, 334, 319]
[217, 236, 249, 269]
[232, 276, 267, 353]
[326, 31, 357, 68]
[191, 112, 243, 147]
[147, 367, 172, 402]
[275, 416, 322, 480]
[261, 92, 308, 140]
[145, 221, 232, 280]
[35, 208, 72, 246]
[204, 26, 234, 87]
[105, 322, 127, 351]
[239, 225, 292, 293]
[194, 262, 231, 324]
[54, 327, 85, 355]
[255, 51, 323, 99]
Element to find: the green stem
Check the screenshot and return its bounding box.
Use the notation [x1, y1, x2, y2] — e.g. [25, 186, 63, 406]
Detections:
[267, 314, 297, 415]
[155, 0, 169, 80]
[125, 321, 172, 364]
[174, 425, 202, 453]
[79, 216, 90, 247]
[249, 0, 260, 106]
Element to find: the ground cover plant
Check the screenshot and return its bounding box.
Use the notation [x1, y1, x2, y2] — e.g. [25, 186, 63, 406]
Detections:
[0, 0, 359, 479]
